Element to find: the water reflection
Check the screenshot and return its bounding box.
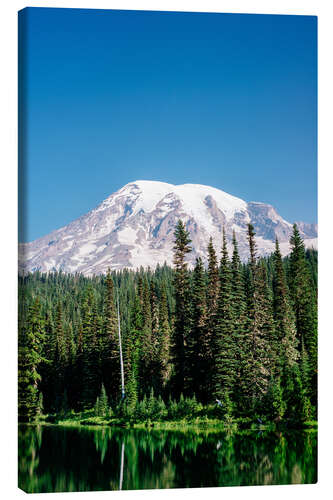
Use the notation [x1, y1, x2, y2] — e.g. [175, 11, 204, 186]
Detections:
[18, 425, 317, 493]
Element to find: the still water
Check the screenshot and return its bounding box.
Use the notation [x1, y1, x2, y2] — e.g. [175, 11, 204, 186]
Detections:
[18, 425, 317, 493]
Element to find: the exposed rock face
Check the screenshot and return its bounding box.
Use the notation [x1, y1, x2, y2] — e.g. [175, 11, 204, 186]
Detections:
[19, 180, 317, 276]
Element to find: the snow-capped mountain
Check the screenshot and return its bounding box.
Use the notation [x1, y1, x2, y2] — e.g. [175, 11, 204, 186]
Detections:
[19, 180, 317, 276]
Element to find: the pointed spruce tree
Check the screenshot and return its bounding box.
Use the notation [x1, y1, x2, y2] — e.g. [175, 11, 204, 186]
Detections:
[18, 298, 46, 422]
[172, 219, 192, 397]
[243, 224, 275, 414]
[288, 224, 317, 405]
[101, 270, 120, 405]
[187, 257, 209, 401]
[157, 283, 171, 394]
[212, 228, 236, 410]
[230, 230, 249, 412]
[273, 238, 299, 370]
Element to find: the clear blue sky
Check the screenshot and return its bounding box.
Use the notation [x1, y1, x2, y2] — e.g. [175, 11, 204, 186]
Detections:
[18, 8, 317, 243]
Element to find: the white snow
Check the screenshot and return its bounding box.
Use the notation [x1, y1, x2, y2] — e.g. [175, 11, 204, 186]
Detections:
[75, 242, 97, 260]
[117, 227, 138, 245]
[18, 179, 317, 276]
[127, 180, 247, 220]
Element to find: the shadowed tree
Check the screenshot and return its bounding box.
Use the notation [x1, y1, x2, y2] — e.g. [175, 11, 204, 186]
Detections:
[187, 257, 209, 401]
[288, 224, 317, 406]
[18, 298, 46, 422]
[212, 229, 236, 410]
[172, 220, 192, 397]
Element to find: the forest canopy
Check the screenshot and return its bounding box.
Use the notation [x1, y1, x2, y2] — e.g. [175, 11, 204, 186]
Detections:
[18, 223, 317, 424]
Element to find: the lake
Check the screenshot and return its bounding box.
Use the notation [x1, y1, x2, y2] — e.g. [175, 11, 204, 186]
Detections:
[18, 424, 317, 493]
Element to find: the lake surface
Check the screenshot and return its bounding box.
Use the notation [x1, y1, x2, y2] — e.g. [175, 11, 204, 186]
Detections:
[18, 424, 317, 493]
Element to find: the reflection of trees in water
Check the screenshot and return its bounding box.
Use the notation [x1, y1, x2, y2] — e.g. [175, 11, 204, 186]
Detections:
[18, 425, 43, 493]
[18, 426, 317, 493]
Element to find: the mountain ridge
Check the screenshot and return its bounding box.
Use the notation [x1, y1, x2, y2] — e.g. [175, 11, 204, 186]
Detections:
[19, 180, 317, 276]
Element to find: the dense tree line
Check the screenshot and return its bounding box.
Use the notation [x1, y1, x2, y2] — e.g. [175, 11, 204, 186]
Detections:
[18, 223, 317, 422]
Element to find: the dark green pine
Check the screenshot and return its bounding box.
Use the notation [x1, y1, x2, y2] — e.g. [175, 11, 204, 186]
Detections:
[230, 231, 250, 412]
[157, 283, 171, 394]
[187, 257, 209, 401]
[288, 224, 317, 405]
[172, 219, 192, 397]
[138, 279, 156, 396]
[273, 238, 299, 370]
[18, 298, 46, 422]
[100, 270, 120, 405]
[242, 225, 275, 413]
[79, 292, 100, 409]
[213, 228, 236, 410]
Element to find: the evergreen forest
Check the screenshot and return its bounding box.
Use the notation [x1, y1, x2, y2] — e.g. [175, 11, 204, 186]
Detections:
[18, 222, 317, 426]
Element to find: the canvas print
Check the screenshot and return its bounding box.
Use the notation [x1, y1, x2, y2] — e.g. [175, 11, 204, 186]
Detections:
[18, 7, 318, 493]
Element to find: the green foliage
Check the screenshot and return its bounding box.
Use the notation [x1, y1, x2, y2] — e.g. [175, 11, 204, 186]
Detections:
[264, 377, 286, 420]
[187, 257, 209, 400]
[36, 392, 44, 420]
[18, 298, 46, 422]
[172, 220, 192, 397]
[213, 228, 237, 405]
[18, 222, 317, 425]
[289, 224, 317, 405]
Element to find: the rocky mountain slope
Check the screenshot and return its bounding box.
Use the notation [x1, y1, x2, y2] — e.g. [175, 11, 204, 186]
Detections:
[19, 180, 317, 275]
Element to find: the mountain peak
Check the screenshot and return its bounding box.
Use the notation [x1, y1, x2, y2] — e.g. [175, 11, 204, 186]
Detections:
[19, 181, 317, 276]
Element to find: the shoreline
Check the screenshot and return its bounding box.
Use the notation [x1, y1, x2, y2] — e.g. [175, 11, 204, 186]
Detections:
[19, 417, 318, 433]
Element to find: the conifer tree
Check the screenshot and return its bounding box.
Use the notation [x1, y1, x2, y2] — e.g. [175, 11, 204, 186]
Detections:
[273, 239, 299, 370]
[39, 310, 56, 413]
[36, 392, 44, 419]
[172, 220, 192, 397]
[300, 339, 311, 396]
[124, 293, 142, 412]
[18, 298, 46, 422]
[230, 231, 247, 326]
[289, 224, 317, 404]
[207, 237, 219, 327]
[213, 229, 236, 407]
[52, 301, 67, 412]
[98, 383, 109, 417]
[205, 237, 219, 396]
[243, 225, 275, 413]
[230, 231, 249, 411]
[150, 280, 160, 337]
[71, 320, 84, 411]
[157, 284, 171, 393]
[101, 270, 120, 404]
[139, 279, 156, 395]
[80, 292, 100, 408]
[187, 257, 208, 401]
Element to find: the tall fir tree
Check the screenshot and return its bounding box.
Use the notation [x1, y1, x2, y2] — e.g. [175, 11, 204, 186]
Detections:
[272, 238, 301, 418]
[207, 237, 219, 325]
[187, 257, 209, 401]
[230, 231, 249, 412]
[288, 224, 317, 405]
[273, 239, 299, 370]
[79, 292, 100, 409]
[172, 219, 192, 397]
[138, 279, 156, 395]
[205, 237, 219, 396]
[101, 270, 120, 405]
[157, 283, 171, 394]
[124, 293, 142, 412]
[52, 301, 66, 412]
[18, 298, 46, 422]
[243, 225, 275, 413]
[212, 229, 236, 410]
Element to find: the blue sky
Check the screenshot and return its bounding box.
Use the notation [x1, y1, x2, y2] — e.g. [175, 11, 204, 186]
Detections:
[18, 8, 317, 242]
